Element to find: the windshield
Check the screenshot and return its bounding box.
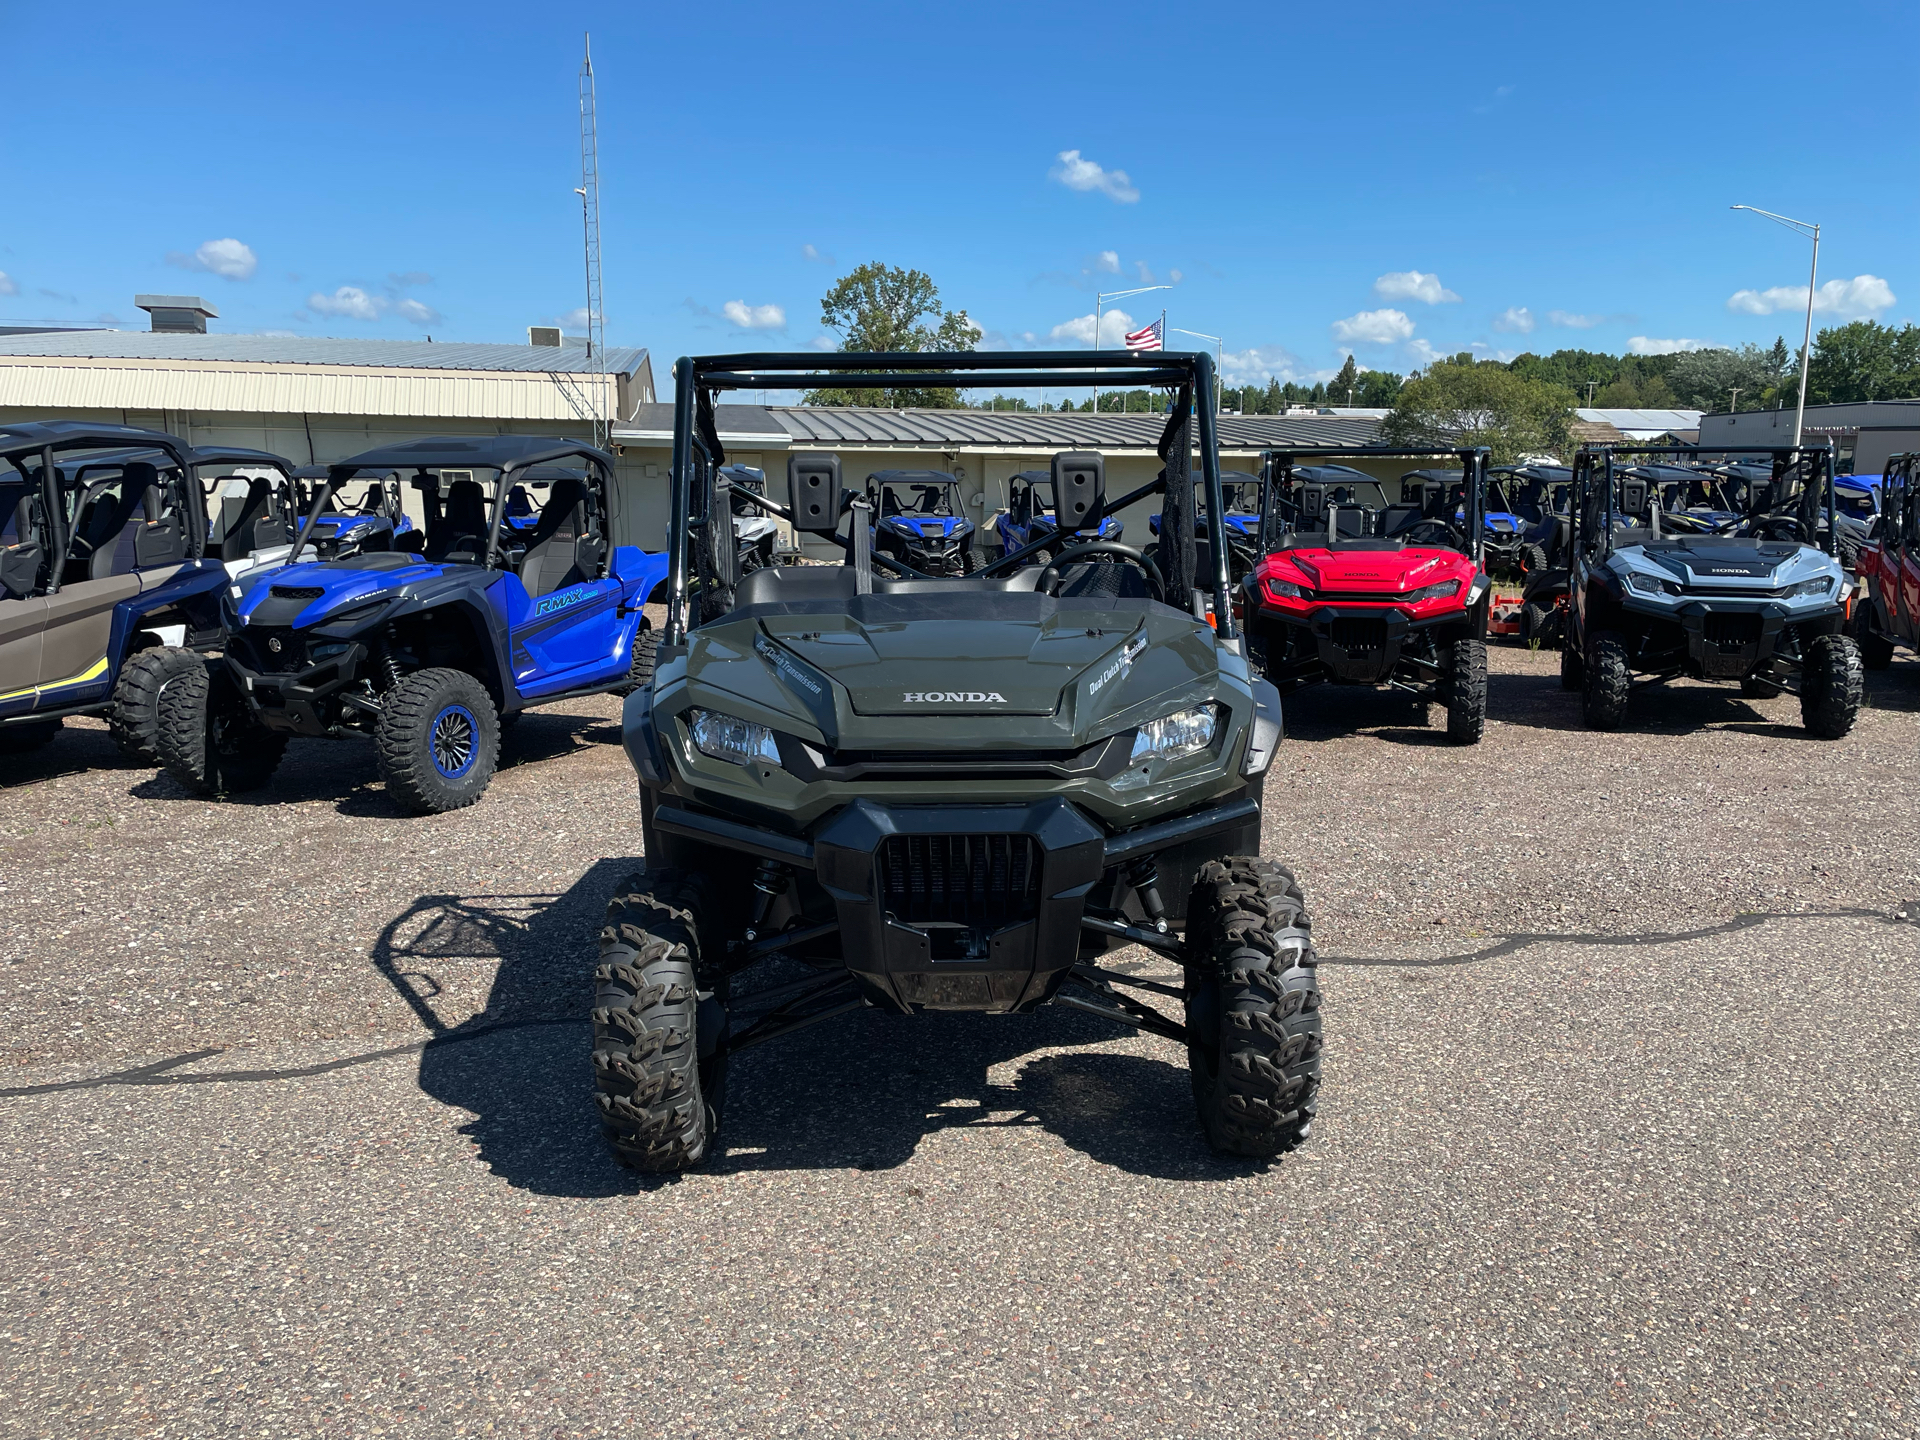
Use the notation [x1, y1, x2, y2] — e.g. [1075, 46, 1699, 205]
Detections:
[879, 482, 956, 517]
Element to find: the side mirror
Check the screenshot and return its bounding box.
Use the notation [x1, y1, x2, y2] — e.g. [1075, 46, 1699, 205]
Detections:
[1618, 479, 1647, 517]
[1050, 451, 1103, 531]
[788, 453, 842, 535]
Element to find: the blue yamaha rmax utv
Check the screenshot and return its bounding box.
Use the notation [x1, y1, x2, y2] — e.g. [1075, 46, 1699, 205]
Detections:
[1563, 444, 1860, 737]
[157, 435, 668, 813]
[597, 349, 1314, 1172]
[996, 468, 1125, 561]
[864, 470, 977, 576]
[288, 463, 416, 557]
[1403, 467, 1527, 578]
[0, 422, 229, 762]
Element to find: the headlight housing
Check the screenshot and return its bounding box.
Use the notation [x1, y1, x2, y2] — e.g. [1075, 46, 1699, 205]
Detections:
[1129, 703, 1219, 764]
[688, 709, 780, 767]
[1264, 578, 1308, 600]
[1627, 570, 1681, 596]
[1405, 579, 1462, 602]
[1783, 575, 1834, 598]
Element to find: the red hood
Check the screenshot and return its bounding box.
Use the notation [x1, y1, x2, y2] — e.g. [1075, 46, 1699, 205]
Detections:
[1261, 546, 1476, 592]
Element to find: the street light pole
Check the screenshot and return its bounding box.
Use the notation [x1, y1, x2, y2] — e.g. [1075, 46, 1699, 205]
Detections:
[1169, 328, 1223, 413]
[1731, 204, 1821, 450]
[1092, 284, 1171, 412]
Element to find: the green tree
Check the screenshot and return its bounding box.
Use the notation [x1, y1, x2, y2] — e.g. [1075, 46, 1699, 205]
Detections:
[1262, 377, 1284, 414]
[1354, 368, 1403, 406]
[1664, 341, 1789, 411]
[1383, 359, 1575, 463]
[1806, 321, 1920, 404]
[803, 261, 977, 407]
[1328, 354, 1360, 406]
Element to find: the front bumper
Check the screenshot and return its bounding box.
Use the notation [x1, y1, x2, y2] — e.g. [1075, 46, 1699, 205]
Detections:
[1264, 602, 1467, 684]
[1621, 596, 1844, 678]
[225, 639, 367, 734]
[651, 792, 1260, 1014]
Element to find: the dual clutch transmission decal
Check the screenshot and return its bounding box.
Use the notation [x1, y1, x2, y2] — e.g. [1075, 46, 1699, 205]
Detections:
[754, 631, 836, 731]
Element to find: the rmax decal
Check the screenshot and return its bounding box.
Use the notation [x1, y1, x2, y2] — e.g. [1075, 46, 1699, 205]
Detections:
[754, 633, 824, 696]
[1088, 633, 1149, 697]
[533, 586, 590, 617]
[902, 691, 1007, 704]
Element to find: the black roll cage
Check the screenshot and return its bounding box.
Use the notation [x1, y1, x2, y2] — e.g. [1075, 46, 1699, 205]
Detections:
[663, 350, 1238, 643]
[1876, 452, 1915, 549]
[290, 439, 617, 570]
[1571, 443, 1838, 561]
[1254, 445, 1490, 562]
[0, 426, 208, 594]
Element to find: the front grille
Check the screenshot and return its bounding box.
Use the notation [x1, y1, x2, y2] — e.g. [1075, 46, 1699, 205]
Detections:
[1329, 616, 1389, 653]
[270, 585, 324, 601]
[240, 627, 305, 673]
[1703, 612, 1762, 651]
[876, 834, 1041, 931]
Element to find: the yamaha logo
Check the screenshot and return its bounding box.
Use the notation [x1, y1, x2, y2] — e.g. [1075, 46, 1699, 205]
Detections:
[902, 691, 1006, 704]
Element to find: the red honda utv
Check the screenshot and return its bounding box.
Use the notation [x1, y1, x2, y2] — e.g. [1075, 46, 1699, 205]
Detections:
[1244, 447, 1492, 744]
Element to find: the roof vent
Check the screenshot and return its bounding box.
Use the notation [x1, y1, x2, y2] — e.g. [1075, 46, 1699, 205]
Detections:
[528, 326, 562, 347]
[134, 295, 218, 334]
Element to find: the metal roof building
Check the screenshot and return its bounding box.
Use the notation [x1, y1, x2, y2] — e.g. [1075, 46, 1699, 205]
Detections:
[1699, 399, 1920, 475]
[0, 328, 654, 429]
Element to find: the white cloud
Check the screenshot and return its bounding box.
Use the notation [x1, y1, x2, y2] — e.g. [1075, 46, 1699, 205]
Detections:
[1134, 259, 1154, 283]
[808, 334, 837, 352]
[1169, 268, 1183, 284]
[1404, 338, 1447, 369]
[395, 298, 440, 326]
[1094, 250, 1120, 274]
[1547, 309, 1604, 329]
[1049, 308, 1135, 346]
[802, 243, 835, 264]
[1220, 344, 1311, 388]
[1493, 306, 1535, 334]
[1331, 308, 1416, 345]
[308, 285, 384, 320]
[1374, 271, 1460, 305]
[1049, 149, 1140, 203]
[167, 237, 258, 281]
[1628, 336, 1716, 355]
[0, 271, 16, 297]
[1726, 274, 1895, 322]
[722, 300, 786, 330]
[557, 306, 591, 332]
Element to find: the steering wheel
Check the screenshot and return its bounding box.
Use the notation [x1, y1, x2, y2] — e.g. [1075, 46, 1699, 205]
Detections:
[1035, 542, 1166, 604]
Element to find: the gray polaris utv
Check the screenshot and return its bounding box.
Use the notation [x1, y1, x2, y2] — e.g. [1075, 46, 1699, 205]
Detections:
[1564, 444, 1861, 737]
[597, 350, 1319, 1171]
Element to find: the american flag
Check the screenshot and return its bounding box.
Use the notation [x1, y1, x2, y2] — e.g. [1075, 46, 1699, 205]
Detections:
[1124, 318, 1163, 351]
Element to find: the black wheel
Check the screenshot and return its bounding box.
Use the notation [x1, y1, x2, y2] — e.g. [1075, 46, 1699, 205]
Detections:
[593, 869, 729, 1172]
[156, 663, 287, 794]
[617, 622, 660, 696]
[1800, 633, 1863, 740]
[1445, 637, 1487, 745]
[1740, 673, 1782, 699]
[1184, 857, 1321, 1158]
[1582, 631, 1631, 729]
[374, 667, 499, 814]
[0, 718, 61, 754]
[1518, 541, 1550, 577]
[107, 646, 203, 764]
[1520, 601, 1557, 648]
[1852, 606, 1895, 671]
[1559, 623, 1585, 690]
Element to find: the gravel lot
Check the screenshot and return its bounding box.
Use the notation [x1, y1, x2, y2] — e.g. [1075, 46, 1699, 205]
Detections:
[2, 644, 1916, 1438]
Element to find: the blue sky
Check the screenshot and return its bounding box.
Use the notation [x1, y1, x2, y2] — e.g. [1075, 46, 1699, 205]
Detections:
[4, 0, 1914, 399]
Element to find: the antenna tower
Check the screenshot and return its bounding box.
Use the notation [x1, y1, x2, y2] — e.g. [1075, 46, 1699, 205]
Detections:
[577, 34, 608, 450]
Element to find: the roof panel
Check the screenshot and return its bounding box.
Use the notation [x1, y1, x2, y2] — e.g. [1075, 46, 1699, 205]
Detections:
[0, 329, 647, 377]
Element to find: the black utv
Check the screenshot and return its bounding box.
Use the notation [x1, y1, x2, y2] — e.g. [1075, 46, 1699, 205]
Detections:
[595, 349, 1319, 1171]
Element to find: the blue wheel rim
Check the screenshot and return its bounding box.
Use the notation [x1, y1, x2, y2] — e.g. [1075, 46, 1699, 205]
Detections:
[429, 703, 478, 779]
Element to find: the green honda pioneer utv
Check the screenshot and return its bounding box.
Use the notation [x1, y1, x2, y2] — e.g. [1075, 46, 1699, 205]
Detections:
[594, 350, 1320, 1170]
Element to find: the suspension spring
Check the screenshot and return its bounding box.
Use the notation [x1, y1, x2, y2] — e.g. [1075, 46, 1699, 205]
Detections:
[372, 625, 406, 691]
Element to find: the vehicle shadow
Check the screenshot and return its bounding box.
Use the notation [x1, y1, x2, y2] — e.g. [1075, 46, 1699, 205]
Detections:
[1863, 659, 1920, 714]
[0, 720, 143, 788]
[398, 865, 1254, 1195]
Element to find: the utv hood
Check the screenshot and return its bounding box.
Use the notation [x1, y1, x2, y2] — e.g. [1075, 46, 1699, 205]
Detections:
[683, 592, 1224, 746]
[1626, 539, 1831, 587]
[1274, 547, 1473, 593]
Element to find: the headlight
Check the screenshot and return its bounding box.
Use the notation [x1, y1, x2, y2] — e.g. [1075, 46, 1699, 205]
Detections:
[1129, 703, 1219, 764]
[1783, 575, 1833, 598]
[1627, 571, 1681, 596]
[1264, 578, 1308, 599]
[688, 708, 780, 767]
[1405, 579, 1462, 602]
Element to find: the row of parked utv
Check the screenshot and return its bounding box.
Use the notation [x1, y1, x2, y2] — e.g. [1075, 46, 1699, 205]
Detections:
[0, 421, 667, 810]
